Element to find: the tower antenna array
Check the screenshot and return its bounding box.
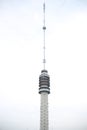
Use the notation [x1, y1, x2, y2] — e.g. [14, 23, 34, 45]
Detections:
[43, 0, 46, 70]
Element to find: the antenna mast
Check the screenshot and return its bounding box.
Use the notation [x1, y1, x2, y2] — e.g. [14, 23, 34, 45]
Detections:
[43, 0, 46, 70]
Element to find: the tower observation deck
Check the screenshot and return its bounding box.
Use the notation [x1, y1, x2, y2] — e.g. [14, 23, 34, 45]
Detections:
[39, 70, 50, 94]
[38, 1, 50, 130]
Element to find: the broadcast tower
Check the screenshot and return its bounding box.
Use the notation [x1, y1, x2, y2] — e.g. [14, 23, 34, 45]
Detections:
[39, 1, 50, 130]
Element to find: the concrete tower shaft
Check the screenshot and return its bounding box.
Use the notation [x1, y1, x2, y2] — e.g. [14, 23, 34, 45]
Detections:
[40, 92, 48, 130]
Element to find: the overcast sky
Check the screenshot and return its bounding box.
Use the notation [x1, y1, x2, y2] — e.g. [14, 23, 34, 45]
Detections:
[0, 0, 87, 130]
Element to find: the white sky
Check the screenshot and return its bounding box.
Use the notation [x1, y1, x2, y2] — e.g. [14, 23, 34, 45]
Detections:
[0, 0, 87, 130]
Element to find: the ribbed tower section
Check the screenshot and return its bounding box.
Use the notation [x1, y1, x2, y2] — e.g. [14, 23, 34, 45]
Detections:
[39, 70, 50, 130]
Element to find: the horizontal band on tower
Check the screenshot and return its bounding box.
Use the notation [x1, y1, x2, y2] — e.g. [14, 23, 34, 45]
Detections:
[39, 88, 50, 94]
